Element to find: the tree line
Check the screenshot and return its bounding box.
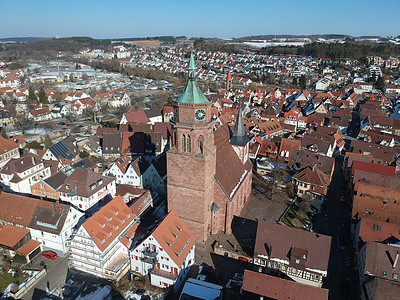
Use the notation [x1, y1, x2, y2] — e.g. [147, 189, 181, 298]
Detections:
[260, 42, 400, 60]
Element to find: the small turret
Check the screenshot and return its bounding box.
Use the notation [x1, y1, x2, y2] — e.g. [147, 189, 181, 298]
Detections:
[230, 107, 249, 146]
[230, 107, 250, 164]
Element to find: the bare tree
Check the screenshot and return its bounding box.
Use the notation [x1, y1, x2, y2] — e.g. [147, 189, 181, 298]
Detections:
[15, 113, 34, 134]
[66, 111, 78, 123]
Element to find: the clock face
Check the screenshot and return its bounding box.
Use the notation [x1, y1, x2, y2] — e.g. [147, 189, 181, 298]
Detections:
[195, 109, 206, 121]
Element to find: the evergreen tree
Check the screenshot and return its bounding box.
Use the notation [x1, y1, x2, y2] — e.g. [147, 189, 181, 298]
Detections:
[299, 75, 307, 90]
[28, 86, 37, 100]
[38, 88, 48, 104]
[376, 76, 385, 90]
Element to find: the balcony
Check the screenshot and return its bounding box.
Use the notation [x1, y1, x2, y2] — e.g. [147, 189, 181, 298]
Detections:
[142, 247, 158, 265]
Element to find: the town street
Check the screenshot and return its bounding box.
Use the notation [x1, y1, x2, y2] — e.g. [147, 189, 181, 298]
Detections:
[312, 155, 358, 299]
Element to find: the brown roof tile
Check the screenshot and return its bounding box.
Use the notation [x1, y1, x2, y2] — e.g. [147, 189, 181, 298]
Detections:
[242, 270, 329, 300]
[0, 225, 30, 248]
[152, 210, 196, 267]
[83, 196, 136, 252]
[254, 221, 332, 273]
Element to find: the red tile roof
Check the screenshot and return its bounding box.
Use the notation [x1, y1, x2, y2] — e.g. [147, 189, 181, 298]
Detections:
[17, 239, 41, 257]
[152, 210, 196, 267]
[123, 110, 151, 124]
[351, 161, 396, 177]
[293, 166, 330, 195]
[0, 136, 19, 155]
[358, 216, 400, 244]
[0, 225, 30, 248]
[82, 196, 136, 252]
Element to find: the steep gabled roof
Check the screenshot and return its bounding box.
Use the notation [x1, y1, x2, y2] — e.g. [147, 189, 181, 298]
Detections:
[58, 168, 114, 198]
[152, 210, 196, 267]
[82, 196, 136, 252]
[214, 125, 252, 199]
[293, 166, 330, 191]
[0, 153, 43, 175]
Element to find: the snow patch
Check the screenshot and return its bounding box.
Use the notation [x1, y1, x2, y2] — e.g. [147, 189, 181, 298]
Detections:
[229, 170, 248, 198]
[305, 267, 327, 276]
[75, 285, 111, 300]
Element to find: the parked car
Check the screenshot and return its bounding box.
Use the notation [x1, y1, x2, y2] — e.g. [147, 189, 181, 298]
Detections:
[42, 250, 57, 260]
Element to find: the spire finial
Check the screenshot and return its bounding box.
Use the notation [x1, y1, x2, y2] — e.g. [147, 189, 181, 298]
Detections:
[188, 52, 196, 78]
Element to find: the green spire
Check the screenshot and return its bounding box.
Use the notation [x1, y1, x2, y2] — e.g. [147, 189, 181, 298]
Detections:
[188, 52, 196, 71]
[176, 52, 209, 104]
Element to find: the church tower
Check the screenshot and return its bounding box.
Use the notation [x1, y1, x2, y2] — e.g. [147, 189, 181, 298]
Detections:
[167, 53, 216, 242]
[226, 70, 232, 90]
[230, 107, 250, 164]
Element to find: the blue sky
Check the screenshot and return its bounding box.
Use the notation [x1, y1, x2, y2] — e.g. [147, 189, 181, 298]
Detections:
[1, 0, 399, 38]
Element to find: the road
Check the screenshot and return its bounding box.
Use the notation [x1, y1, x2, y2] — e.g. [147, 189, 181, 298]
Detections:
[312, 155, 358, 299]
[22, 256, 68, 300]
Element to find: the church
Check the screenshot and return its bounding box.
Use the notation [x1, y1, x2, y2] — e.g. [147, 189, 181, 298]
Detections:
[167, 54, 252, 242]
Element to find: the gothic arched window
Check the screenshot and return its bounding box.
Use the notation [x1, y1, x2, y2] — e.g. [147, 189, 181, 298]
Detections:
[182, 135, 186, 152]
[173, 132, 177, 147]
[187, 135, 191, 153]
[198, 135, 204, 154]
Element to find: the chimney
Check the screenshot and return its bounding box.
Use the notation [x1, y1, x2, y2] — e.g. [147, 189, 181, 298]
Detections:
[32, 155, 35, 166]
[52, 203, 56, 216]
[269, 244, 272, 257]
[393, 251, 399, 269]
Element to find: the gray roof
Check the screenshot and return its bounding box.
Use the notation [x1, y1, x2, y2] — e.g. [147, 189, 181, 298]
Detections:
[230, 107, 249, 146]
[44, 171, 68, 190]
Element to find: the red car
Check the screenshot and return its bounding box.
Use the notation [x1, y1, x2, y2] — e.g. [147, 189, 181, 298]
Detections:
[42, 251, 57, 260]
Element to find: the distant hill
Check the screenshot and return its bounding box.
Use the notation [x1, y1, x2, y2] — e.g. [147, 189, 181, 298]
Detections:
[0, 37, 53, 43]
[237, 34, 354, 40]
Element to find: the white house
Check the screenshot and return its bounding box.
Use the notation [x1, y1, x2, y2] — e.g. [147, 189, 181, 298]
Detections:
[0, 192, 84, 254]
[144, 109, 163, 125]
[68, 196, 139, 280]
[130, 210, 196, 292]
[0, 153, 51, 194]
[58, 168, 116, 211]
[29, 107, 52, 122]
[142, 156, 166, 196]
[104, 155, 146, 187]
[315, 77, 331, 91]
[97, 92, 131, 108]
[51, 102, 70, 119]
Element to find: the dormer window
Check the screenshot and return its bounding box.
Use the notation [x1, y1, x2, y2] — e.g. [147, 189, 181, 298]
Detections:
[102, 239, 105, 245]
[101, 224, 105, 229]
[109, 232, 112, 238]
[66, 184, 70, 190]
